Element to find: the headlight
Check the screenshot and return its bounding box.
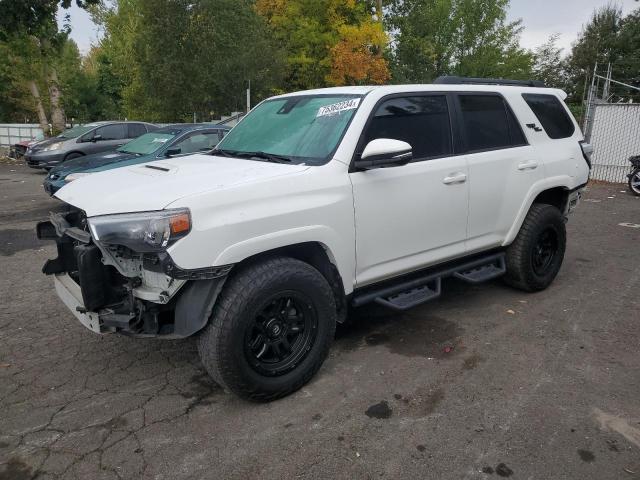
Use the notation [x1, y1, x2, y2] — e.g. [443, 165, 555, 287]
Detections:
[88, 209, 191, 252]
[66, 172, 92, 182]
[42, 142, 64, 151]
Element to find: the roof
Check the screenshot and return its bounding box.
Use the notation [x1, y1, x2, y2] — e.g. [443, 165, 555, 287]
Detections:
[271, 83, 567, 100]
[156, 123, 230, 134]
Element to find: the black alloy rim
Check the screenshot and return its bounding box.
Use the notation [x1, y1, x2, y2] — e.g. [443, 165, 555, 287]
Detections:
[532, 227, 559, 275]
[244, 293, 317, 376]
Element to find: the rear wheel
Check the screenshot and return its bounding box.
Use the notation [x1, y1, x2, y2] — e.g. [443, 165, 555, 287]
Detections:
[629, 169, 640, 196]
[504, 204, 566, 292]
[197, 257, 337, 402]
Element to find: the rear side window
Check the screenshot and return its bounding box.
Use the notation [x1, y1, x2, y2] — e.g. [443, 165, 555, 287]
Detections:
[458, 94, 527, 152]
[96, 124, 127, 140]
[128, 123, 147, 138]
[522, 93, 575, 139]
[363, 95, 452, 160]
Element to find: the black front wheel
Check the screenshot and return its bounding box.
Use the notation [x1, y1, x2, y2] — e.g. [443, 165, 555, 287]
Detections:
[629, 169, 640, 196]
[197, 257, 337, 402]
[504, 204, 566, 292]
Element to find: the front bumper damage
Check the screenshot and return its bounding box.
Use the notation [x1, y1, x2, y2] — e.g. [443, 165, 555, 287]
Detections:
[37, 207, 231, 338]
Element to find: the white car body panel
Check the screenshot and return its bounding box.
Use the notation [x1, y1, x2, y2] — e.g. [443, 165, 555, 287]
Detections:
[53, 83, 590, 304]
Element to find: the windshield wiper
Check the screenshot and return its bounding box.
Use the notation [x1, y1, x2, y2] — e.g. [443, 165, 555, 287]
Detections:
[232, 151, 293, 163]
[211, 148, 293, 163]
[211, 148, 235, 158]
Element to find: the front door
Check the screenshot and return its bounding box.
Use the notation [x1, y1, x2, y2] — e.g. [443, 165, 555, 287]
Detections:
[349, 94, 469, 287]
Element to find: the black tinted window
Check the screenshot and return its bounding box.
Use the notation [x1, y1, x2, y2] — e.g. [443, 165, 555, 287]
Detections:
[363, 95, 452, 160]
[96, 124, 127, 140]
[458, 95, 526, 151]
[128, 123, 147, 138]
[522, 93, 575, 139]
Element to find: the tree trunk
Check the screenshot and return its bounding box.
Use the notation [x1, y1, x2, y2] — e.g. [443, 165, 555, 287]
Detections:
[27, 80, 49, 134]
[47, 67, 65, 133]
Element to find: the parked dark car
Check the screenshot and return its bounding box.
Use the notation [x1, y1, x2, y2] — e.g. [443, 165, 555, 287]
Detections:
[25, 121, 157, 169]
[43, 124, 230, 195]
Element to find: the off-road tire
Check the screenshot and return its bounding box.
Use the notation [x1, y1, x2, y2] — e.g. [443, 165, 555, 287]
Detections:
[197, 256, 337, 402]
[504, 203, 566, 292]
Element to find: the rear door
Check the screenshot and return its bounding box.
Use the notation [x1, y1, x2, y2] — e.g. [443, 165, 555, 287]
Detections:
[349, 93, 469, 286]
[456, 93, 544, 252]
[87, 124, 128, 154]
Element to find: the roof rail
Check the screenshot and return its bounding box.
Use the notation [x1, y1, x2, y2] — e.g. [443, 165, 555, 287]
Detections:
[433, 76, 546, 88]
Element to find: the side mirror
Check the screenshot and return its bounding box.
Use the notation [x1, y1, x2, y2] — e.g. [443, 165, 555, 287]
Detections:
[353, 138, 412, 171]
[91, 134, 102, 143]
[165, 147, 181, 157]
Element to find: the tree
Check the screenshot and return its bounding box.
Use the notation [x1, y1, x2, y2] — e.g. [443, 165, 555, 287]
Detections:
[96, 0, 285, 122]
[387, 0, 533, 83]
[0, 0, 100, 131]
[532, 34, 567, 89]
[255, 0, 390, 90]
[566, 5, 623, 102]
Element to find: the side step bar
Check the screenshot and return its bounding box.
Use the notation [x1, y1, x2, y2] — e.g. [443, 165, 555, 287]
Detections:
[352, 253, 506, 311]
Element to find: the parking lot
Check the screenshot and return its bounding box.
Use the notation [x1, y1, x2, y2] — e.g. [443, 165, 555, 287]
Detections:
[0, 160, 639, 480]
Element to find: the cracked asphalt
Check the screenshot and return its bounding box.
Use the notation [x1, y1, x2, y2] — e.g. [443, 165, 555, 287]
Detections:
[1, 161, 639, 480]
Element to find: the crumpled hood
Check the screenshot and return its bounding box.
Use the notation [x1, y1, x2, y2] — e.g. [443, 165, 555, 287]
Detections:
[55, 154, 310, 217]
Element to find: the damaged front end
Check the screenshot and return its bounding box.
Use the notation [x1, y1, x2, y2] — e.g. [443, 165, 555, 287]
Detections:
[37, 205, 231, 338]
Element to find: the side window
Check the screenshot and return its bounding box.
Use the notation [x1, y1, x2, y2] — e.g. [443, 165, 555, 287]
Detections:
[458, 94, 527, 151]
[522, 93, 575, 139]
[362, 95, 452, 160]
[171, 132, 220, 155]
[128, 123, 147, 138]
[218, 129, 228, 141]
[96, 124, 127, 140]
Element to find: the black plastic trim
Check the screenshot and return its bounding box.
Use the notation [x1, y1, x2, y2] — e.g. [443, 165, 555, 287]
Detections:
[434, 75, 546, 88]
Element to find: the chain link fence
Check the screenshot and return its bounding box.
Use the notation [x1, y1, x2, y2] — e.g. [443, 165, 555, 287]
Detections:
[585, 104, 640, 183]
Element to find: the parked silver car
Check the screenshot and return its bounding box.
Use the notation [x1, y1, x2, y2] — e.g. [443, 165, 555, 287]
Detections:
[25, 121, 158, 169]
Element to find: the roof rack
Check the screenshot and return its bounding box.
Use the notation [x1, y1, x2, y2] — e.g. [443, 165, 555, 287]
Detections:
[433, 76, 546, 88]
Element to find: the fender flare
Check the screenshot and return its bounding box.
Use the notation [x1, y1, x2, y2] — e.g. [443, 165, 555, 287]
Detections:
[503, 176, 574, 246]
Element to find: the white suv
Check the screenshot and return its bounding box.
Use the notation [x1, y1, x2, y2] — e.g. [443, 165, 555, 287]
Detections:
[38, 77, 591, 401]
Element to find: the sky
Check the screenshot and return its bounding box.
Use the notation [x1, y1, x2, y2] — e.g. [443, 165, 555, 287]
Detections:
[58, 0, 640, 55]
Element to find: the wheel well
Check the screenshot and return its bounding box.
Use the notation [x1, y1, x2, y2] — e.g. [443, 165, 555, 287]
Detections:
[234, 242, 348, 323]
[64, 151, 85, 161]
[532, 187, 568, 211]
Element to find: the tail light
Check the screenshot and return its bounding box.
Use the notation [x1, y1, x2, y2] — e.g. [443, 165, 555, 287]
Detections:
[579, 141, 593, 169]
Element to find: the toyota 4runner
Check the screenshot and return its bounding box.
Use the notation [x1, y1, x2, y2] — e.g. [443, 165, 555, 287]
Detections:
[38, 76, 592, 401]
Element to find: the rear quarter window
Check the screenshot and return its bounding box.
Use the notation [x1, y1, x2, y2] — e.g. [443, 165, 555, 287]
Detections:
[522, 93, 575, 139]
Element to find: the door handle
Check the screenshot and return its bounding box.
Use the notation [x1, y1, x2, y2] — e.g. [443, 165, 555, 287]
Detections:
[517, 160, 538, 170]
[442, 172, 467, 184]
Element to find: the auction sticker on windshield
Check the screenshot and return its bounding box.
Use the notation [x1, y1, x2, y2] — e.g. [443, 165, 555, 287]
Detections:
[317, 98, 360, 117]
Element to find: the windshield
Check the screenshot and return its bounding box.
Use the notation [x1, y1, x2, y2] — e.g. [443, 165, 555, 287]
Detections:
[215, 95, 362, 164]
[118, 132, 177, 155]
[58, 124, 100, 139]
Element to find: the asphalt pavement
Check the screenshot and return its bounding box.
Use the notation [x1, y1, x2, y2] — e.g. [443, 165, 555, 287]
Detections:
[1, 161, 639, 479]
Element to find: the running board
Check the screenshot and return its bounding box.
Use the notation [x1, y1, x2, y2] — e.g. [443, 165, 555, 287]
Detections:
[352, 252, 506, 311]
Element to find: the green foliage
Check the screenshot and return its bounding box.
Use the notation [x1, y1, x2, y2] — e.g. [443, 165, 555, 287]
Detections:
[388, 0, 533, 83]
[255, 0, 389, 90]
[98, 0, 284, 122]
[533, 34, 568, 89]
